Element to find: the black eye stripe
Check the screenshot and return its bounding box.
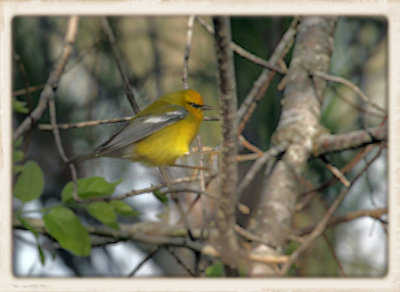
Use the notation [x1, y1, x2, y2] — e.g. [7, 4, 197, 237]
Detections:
[188, 102, 202, 109]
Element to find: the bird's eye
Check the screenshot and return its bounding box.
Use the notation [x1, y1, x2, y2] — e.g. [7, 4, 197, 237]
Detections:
[188, 102, 202, 109]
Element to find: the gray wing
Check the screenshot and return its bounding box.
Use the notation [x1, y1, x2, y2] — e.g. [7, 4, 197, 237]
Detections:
[94, 104, 188, 156]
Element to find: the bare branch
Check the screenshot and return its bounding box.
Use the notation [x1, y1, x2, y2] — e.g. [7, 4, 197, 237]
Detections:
[247, 17, 337, 276]
[313, 125, 387, 157]
[128, 247, 160, 277]
[13, 16, 79, 140]
[48, 99, 80, 201]
[13, 84, 45, 97]
[112, 173, 217, 201]
[313, 70, 386, 115]
[101, 17, 140, 114]
[237, 144, 287, 196]
[295, 206, 388, 237]
[237, 17, 300, 133]
[166, 247, 195, 276]
[322, 233, 347, 277]
[213, 16, 240, 274]
[38, 116, 132, 130]
[182, 15, 195, 89]
[280, 147, 383, 275]
[196, 16, 286, 74]
[320, 156, 350, 188]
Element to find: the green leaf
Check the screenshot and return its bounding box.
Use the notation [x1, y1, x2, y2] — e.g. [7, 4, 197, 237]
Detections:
[13, 99, 29, 113]
[13, 165, 24, 174]
[13, 150, 24, 163]
[14, 161, 45, 202]
[87, 201, 119, 230]
[152, 188, 168, 205]
[18, 216, 39, 238]
[205, 261, 224, 277]
[109, 200, 140, 216]
[38, 244, 46, 265]
[43, 206, 90, 256]
[61, 177, 122, 203]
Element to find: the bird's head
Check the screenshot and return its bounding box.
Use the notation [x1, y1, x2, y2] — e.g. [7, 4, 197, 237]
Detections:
[182, 89, 213, 120]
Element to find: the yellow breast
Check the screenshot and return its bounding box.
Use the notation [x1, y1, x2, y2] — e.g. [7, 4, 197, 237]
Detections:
[133, 116, 200, 166]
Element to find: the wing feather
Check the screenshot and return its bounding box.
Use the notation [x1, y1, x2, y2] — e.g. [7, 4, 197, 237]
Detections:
[94, 104, 187, 156]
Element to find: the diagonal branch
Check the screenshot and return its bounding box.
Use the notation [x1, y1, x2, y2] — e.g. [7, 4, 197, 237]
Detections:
[13, 16, 79, 140]
[280, 146, 383, 275]
[101, 17, 140, 114]
[237, 17, 300, 133]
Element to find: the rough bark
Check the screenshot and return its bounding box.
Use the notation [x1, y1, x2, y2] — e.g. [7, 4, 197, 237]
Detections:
[247, 16, 337, 276]
[212, 16, 240, 275]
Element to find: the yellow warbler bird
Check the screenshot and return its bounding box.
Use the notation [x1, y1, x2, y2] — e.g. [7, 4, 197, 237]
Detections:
[72, 89, 213, 166]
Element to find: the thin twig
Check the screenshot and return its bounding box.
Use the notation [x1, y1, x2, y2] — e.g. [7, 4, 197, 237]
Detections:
[328, 207, 387, 230]
[196, 135, 207, 243]
[330, 85, 385, 118]
[320, 156, 350, 188]
[313, 71, 386, 114]
[166, 247, 195, 276]
[49, 99, 80, 201]
[13, 16, 79, 140]
[234, 225, 276, 248]
[128, 247, 160, 277]
[157, 188, 219, 201]
[38, 116, 132, 130]
[195, 16, 286, 74]
[13, 84, 45, 97]
[45, 17, 80, 202]
[296, 145, 372, 212]
[237, 17, 300, 133]
[237, 144, 287, 196]
[239, 135, 264, 156]
[159, 167, 195, 240]
[108, 173, 217, 202]
[183, 15, 195, 89]
[100, 17, 140, 114]
[322, 233, 347, 277]
[280, 146, 383, 275]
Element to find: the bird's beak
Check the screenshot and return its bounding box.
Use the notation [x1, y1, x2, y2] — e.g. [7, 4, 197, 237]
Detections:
[201, 104, 214, 111]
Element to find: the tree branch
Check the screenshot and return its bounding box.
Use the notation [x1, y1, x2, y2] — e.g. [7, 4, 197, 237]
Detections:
[182, 15, 195, 89]
[237, 17, 300, 133]
[101, 17, 140, 114]
[247, 17, 337, 276]
[213, 16, 240, 275]
[13, 16, 79, 140]
[312, 125, 387, 157]
[280, 146, 383, 275]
